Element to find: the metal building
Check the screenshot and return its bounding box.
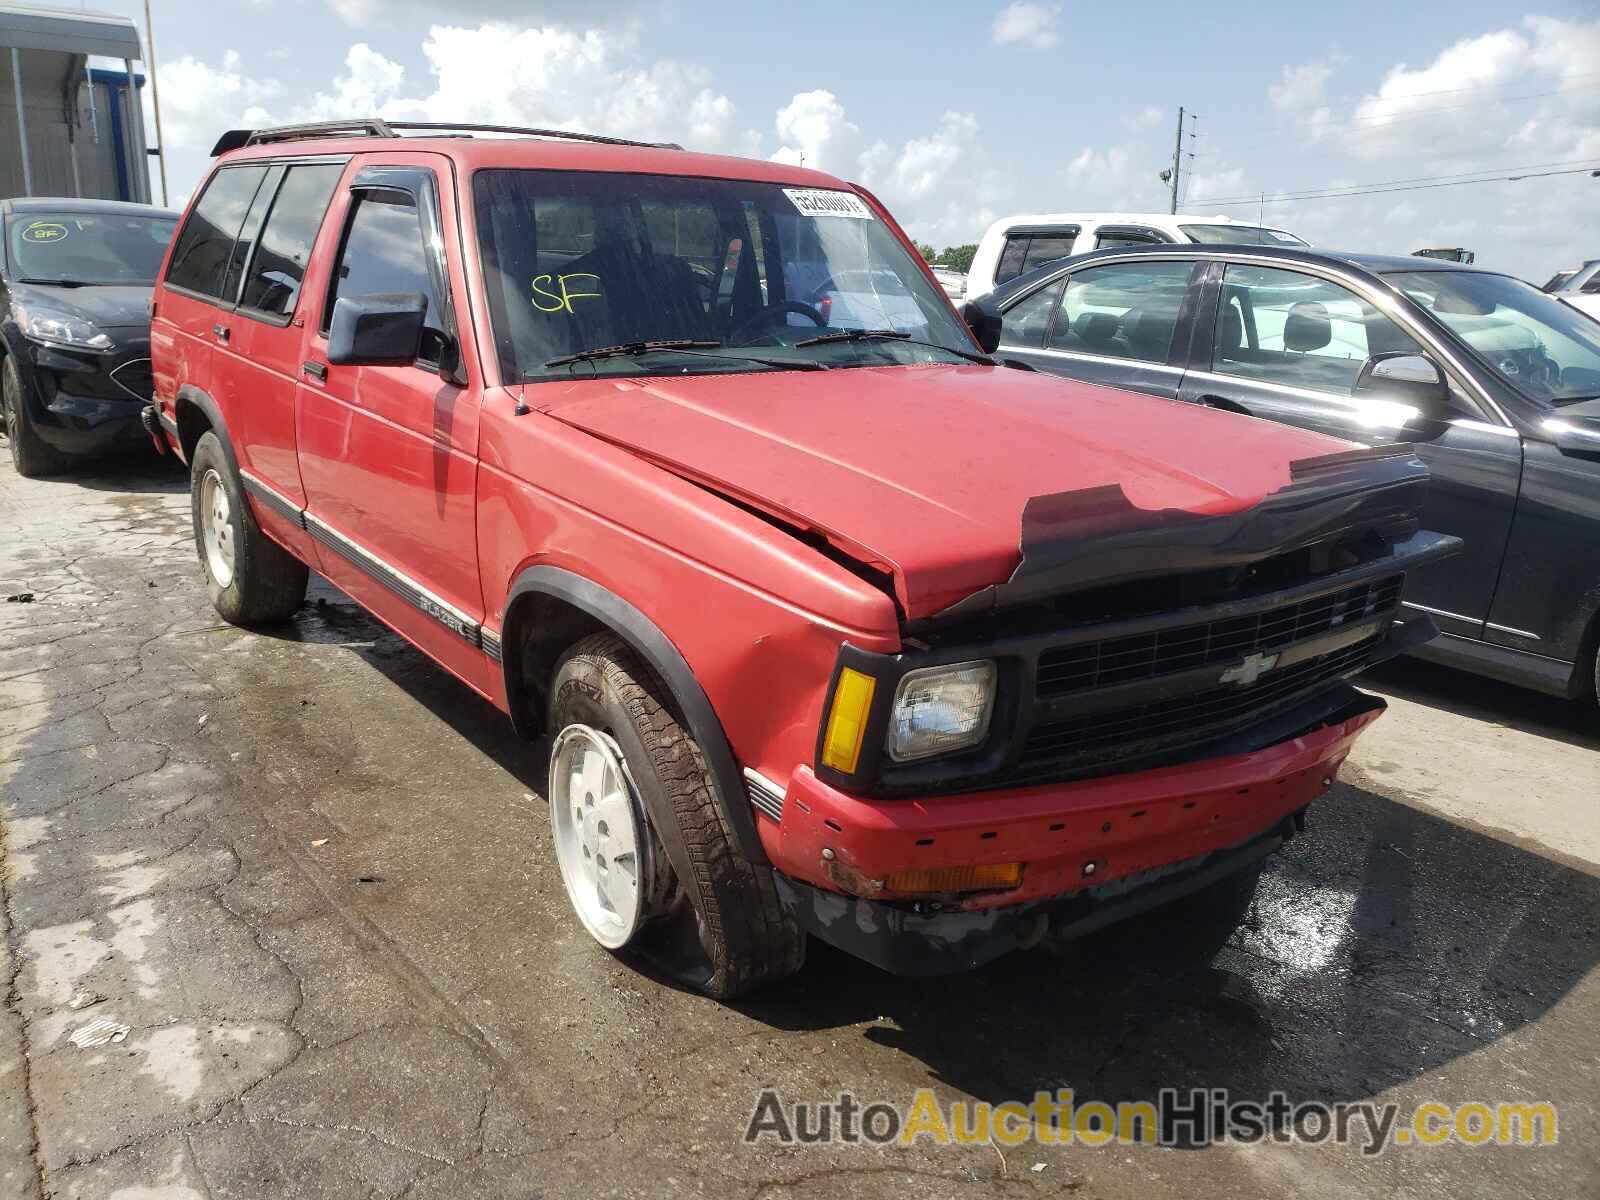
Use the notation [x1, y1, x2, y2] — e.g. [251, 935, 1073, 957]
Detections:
[0, 3, 152, 203]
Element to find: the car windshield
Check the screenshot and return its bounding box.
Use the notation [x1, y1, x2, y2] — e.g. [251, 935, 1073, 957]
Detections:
[1387, 270, 1600, 406]
[6, 211, 176, 286]
[1179, 223, 1307, 247]
[472, 169, 975, 381]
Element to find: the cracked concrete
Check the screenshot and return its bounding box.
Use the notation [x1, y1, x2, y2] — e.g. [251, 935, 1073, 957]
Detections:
[1, 456, 1598, 1198]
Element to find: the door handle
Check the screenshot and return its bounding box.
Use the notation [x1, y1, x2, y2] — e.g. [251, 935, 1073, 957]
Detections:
[211, 323, 230, 343]
[1198, 393, 1250, 415]
[301, 360, 328, 382]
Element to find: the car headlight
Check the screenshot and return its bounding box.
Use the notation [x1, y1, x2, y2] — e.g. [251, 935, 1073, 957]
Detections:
[14, 301, 113, 351]
[886, 660, 997, 762]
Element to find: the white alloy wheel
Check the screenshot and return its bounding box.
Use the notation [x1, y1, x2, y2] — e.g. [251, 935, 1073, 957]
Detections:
[199, 468, 236, 589]
[549, 724, 651, 949]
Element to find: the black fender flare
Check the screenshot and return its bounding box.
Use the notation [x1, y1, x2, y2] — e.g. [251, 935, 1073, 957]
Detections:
[172, 384, 238, 467]
[502, 565, 767, 867]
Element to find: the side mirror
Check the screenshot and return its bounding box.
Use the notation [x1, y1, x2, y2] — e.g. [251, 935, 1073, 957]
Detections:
[1354, 352, 1450, 415]
[1542, 415, 1600, 458]
[960, 298, 1003, 355]
[327, 293, 428, 366]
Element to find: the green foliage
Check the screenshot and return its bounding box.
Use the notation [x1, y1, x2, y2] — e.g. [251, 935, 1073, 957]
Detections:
[933, 244, 978, 272]
[917, 242, 937, 262]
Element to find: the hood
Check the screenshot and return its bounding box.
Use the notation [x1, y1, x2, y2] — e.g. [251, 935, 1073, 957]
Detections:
[540, 364, 1357, 619]
[10, 282, 153, 331]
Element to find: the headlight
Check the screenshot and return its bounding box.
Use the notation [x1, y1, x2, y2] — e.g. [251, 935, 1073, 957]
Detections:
[887, 660, 997, 762]
[14, 301, 112, 351]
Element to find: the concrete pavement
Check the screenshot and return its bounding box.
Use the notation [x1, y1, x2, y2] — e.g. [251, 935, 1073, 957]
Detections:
[1, 456, 1597, 1199]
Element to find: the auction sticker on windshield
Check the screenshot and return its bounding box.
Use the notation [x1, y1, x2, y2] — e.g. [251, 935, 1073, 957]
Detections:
[21, 222, 69, 243]
[783, 188, 875, 219]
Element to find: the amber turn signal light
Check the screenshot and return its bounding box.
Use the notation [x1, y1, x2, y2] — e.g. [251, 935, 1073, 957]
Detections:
[883, 863, 1023, 895]
[821, 667, 876, 773]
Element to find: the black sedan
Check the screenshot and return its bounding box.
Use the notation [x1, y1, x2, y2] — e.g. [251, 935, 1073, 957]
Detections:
[1, 197, 178, 476]
[968, 244, 1600, 704]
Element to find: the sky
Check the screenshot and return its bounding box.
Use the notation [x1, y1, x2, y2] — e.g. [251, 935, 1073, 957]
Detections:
[81, 0, 1600, 282]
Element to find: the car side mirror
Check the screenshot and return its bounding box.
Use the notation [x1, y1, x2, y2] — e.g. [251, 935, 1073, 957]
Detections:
[1542, 415, 1600, 459]
[1354, 352, 1450, 415]
[960, 298, 1003, 354]
[327, 293, 428, 366]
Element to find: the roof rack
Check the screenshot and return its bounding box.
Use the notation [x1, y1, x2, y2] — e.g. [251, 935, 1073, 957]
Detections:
[209, 119, 681, 157]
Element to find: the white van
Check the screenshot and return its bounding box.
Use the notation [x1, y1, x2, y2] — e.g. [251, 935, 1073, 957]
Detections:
[964, 212, 1307, 300]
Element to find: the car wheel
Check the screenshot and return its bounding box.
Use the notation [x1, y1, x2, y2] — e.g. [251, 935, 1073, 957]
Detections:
[189, 431, 308, 624]
[547, 632, 806, 998]
[3, 356, 70, 478]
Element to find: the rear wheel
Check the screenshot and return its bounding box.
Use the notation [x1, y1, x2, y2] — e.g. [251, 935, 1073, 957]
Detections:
[189, 431, 308, 625]
[547, 633, 806, 998]
[3, 356, 70, 478]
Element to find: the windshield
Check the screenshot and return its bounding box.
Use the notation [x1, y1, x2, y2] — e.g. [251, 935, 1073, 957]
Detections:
[472, 170, 974, 381]
[1179, 223, 1307, 248]
[1387, 270, 1600, 405]
[5, 211, 176, 286]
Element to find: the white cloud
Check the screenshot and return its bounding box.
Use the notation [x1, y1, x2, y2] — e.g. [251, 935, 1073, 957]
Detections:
[328, 0, 646, 28]
[150, 50, 280, 154]
[990, 3, 1061, 49]
[771, 90, 859, 171]
[1269, 55, 1340, 112]
[1124, 105, 1163, 131]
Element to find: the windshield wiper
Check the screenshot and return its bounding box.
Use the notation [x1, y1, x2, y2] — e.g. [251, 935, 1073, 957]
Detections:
[1551, 393, 1600, 406]
[544, 339, 825, 372]
[793, 328, 994, 365]
[17, 277, 91, 288]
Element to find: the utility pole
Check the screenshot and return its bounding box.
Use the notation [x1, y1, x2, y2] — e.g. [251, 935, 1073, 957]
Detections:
[143, 0, 169, 206]
[1171, 107, 1184, 214]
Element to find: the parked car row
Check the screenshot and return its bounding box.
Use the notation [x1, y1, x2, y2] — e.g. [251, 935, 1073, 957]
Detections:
[0, 118, 1585, 1002]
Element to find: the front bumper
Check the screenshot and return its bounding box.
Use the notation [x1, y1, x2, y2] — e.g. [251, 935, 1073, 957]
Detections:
[13, 338, 153, 457]
[764, 685, 1385, 974]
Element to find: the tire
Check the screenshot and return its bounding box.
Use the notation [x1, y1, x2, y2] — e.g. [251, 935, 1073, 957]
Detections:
[3, 356, 71, 478]
[547, 632, 806, 999]
[189, 431, 308, 625]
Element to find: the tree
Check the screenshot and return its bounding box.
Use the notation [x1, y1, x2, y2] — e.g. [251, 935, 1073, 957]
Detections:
[916, 242, 937, 262]
[934, 244, 978, 272]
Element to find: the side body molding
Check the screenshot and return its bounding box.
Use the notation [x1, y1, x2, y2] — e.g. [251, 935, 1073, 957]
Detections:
[502, 566, 767, 867]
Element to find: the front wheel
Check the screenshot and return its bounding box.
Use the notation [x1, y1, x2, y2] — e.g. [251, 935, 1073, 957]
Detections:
[3, 356, 70, 478]
[189, 431, 308, 625]
[547, 633, 806, 998]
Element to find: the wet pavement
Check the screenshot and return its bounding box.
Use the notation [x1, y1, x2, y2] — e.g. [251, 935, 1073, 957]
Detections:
[0, 455, 1597, 1199]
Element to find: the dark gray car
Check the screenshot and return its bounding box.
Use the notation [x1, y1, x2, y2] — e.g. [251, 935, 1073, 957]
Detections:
[974, 244, 1600, 703]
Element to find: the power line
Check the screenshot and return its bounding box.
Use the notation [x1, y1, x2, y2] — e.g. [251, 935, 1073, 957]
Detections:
[1192, 163, 1600, 208]
[1193, 157, 1600, 203]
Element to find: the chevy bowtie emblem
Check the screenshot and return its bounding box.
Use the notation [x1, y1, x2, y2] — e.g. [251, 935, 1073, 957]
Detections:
[1219, 651, 1281, 687]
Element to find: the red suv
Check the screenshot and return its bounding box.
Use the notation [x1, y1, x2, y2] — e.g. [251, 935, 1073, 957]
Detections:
[147, 119, 1455, 997]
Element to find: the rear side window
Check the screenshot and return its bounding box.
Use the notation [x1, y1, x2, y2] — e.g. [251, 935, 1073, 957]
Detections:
[995, 229, 1080, 286]
[165, 165, 268, 299]
[240, 163, 343, 318]
[1020, 235, 1077, 274]
[325, 190, 444, 365]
